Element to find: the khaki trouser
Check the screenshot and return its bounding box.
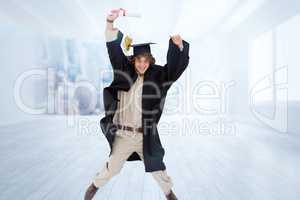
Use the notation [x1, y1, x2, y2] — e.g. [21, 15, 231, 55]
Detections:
[92, 130, 173, 195]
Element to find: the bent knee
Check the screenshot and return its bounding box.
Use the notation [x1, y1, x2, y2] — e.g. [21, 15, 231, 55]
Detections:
[106, 161, 122, 177]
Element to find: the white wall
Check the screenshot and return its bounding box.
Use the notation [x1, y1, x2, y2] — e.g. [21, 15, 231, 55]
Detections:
[226, 2, 300, 133]
[276, 14, 300, 134]
[0, 24, 46, 126]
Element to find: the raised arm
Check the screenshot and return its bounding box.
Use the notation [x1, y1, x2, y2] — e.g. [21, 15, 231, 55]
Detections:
[105, 10, 130, 72]
[163, 35, 190, 85]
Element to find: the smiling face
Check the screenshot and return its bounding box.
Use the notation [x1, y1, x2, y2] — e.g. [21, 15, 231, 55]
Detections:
[132, 53, 155, 75]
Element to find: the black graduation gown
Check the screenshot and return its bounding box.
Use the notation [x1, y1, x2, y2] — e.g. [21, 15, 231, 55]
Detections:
[100, 30, 190, 172]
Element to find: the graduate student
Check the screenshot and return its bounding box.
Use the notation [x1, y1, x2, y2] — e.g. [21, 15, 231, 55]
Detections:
[85, 9, 189, 200]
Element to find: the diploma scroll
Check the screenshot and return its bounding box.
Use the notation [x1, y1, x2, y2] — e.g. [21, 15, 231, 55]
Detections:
[118, 8, 142, 18]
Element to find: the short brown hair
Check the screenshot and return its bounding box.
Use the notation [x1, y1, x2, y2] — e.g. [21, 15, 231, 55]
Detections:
[130, 52, 156, 65]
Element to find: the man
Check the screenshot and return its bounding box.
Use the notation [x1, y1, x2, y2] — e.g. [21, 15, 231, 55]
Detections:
[85, 9, 189, 200]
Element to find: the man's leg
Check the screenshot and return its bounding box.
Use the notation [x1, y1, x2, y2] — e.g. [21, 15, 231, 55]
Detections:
[85, 131, 134, 200]
[134, 135, 176, 199]
[151, 170, 174, 195]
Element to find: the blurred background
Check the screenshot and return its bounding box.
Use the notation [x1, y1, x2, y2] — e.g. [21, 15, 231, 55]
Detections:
[0, 0, 300, 199]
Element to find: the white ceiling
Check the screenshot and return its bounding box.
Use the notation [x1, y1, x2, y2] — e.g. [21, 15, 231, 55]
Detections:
[0, 0, 267, 40]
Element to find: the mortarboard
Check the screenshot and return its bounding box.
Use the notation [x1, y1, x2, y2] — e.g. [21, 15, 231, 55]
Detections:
[130, 42, 156, 56]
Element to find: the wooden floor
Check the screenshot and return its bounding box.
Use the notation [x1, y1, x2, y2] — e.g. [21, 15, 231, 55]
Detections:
[0, 115, 299, 200]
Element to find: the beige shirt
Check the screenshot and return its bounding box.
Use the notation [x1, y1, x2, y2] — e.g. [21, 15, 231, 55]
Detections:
[113, 75, 144, 128]
[105, 28, 144, 128]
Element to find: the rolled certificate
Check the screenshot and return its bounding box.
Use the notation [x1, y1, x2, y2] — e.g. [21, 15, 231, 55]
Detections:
[119, 8, 142, 18]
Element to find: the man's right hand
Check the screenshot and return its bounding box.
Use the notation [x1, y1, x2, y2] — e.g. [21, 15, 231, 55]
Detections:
[107, 9, 120, 22]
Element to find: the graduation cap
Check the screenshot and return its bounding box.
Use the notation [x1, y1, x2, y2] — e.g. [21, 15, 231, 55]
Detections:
[123, 35, 156, 56]
[130, 42, 156, 56]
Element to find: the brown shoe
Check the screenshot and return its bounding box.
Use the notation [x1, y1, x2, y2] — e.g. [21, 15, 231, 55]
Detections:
[166, 190, 178, 200]
[84, 183, 98, 200]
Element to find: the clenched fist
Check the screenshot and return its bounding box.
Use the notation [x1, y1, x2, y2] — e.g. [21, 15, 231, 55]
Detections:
[106, 9, 120, 22]
[171, 35, 183, 49]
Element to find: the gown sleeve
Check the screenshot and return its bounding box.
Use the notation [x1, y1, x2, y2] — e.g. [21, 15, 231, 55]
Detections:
[105, 29, 130, 72]
[163, 38, 190, 85]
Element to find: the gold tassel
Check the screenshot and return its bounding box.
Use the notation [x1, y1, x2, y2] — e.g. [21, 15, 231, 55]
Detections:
[124, 35, 133, 51]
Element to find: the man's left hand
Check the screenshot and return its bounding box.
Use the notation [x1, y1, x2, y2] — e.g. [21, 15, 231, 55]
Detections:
[171, 35, 183, 49]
